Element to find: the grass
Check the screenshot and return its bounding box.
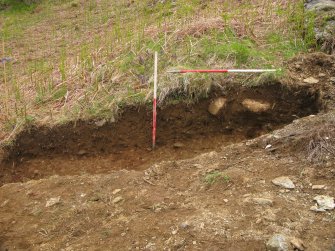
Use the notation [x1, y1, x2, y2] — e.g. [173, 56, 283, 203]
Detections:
[204, 171, 230, 185]
[0, 0, 318, 142]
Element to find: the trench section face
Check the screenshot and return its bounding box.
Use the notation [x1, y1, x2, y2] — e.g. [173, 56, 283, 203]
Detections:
[0, 83, 319, 184]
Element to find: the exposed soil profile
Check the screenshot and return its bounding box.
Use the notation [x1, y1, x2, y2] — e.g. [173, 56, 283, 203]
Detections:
[0, 82, 320, 185]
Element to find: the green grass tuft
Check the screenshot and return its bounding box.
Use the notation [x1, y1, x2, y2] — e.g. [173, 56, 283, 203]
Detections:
[204, 171, 230, 185]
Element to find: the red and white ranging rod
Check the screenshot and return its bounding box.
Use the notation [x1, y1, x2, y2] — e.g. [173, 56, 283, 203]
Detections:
[152, 52, 158, 149]
[167, 69, 277, 74]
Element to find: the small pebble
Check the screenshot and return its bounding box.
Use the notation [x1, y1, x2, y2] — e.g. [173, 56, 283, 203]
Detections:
[112, 189, 122, 195]
[112, 196, 123, 204]
[312, 185, 326, 190]
[180, 221, 190, 229]
[303, 77, 319, 84]
[173, 142, 185, 148]
[45, 197, 61, 207]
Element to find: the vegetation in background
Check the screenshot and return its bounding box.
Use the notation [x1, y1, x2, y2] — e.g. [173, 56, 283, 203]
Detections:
[0, 0, 316, 142]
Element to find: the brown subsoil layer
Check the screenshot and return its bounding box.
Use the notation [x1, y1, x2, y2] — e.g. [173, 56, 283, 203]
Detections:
[0, 82, 319, 185]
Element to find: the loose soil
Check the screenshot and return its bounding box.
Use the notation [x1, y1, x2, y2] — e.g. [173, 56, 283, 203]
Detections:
[0, 82, 319, 185]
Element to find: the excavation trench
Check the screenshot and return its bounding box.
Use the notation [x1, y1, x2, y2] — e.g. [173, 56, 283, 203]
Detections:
[0, 83, 320, 185]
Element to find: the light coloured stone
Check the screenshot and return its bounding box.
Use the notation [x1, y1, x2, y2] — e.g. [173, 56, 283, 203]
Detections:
[46, 197, 61, 207]
[306, 0, 335, 12]
[303, 77, 319, 84]
[311, 195, 335, 211]
[112, 189, 122, 195]
[242, 99, 271, 113]
[312, 185, 326, 190]
[173, 142, 185, 148]
[180, 221, 190, 229]
[112, 196, 123, 204]
[253, 197, 273, 206]
[263, 209, 276, 222]
[208, 97, 227, 116]
[95, 119, 107, 127]
[272, 176, 295, 189]
[266, 234, 289, 251]
[290, 237, 305, 251]
[77, 150, 87, 156]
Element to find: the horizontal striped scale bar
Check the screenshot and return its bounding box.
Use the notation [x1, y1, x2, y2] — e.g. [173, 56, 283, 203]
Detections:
[167, 69, 277, 74]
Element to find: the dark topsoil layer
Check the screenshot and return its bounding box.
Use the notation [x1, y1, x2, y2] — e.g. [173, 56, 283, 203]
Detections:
[0, 81, 320, 186]
[5, 82, 320, 161]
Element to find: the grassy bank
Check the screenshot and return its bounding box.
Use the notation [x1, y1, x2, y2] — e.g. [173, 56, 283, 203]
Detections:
[0, 0, 315, 142]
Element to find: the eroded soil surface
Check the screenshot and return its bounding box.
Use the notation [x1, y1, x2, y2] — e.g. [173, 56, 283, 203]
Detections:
[0, 53, 334, 251]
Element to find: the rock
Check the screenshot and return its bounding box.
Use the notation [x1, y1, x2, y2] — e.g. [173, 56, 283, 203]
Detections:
[180, 221, 190, 229]
[311, 195, 335, 211]
[305, 0, 335, 53]
[89, 195, 100, 202]
[290, 237, 305, 251]
[112, 196, 123, 204]
[266, 234, 289, 251]
[112, 189, 122, 195]
[312, 184, 326, 190]
[208, 97, 227, 116]
[95, 119, 107, 127]
[330, 77, 335, 83]
[46, 197, 61, 207]
[77, 150, 88, 156]
[305, 0, 335, 12]
[303, 77, 319, 84]
[262, 209, 277, 222]
[173, 142, 185, 148]
[253, 197, 273, 206]
[318, 73, 326, 77]
[242, 99, 271, 113]
[109, 116, 116, 123]
[145, 242, 156, 251]
[272, 176, 295, 189]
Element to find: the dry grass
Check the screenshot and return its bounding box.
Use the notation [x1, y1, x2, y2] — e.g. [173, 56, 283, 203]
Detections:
[307, 125, 335, 163]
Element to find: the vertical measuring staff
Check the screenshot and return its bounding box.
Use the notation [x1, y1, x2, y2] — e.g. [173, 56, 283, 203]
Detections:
[152, 52, 158, 149]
